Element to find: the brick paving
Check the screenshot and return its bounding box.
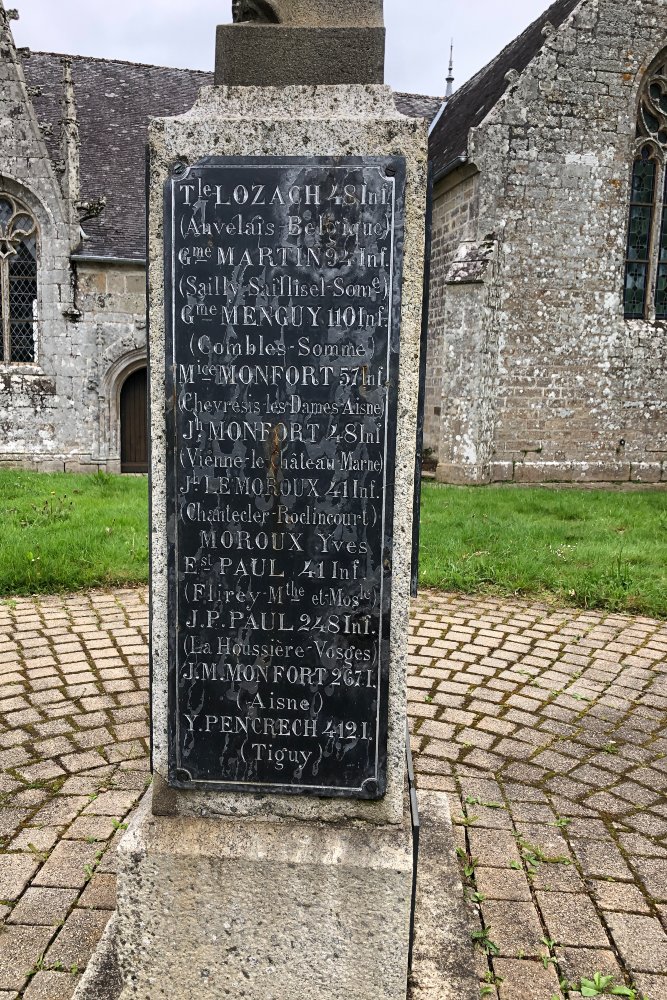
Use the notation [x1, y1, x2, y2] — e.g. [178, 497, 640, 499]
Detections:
[0, 589, 149, 1000]
[410, 591, 667, 1000]
[1, 588, 667, 999]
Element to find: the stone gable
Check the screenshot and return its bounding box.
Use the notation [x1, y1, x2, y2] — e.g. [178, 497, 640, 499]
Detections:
[426, 0, 667, 485]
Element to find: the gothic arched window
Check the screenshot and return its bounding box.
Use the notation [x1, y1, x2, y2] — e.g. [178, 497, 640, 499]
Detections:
[623, 58, 667, 319]
[0, 195, 38, 363]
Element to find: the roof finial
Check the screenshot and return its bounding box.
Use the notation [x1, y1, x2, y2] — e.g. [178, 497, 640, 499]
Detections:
[446, 39, 455, 99]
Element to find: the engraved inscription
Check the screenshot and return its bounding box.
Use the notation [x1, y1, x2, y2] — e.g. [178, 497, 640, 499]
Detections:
[165, 157, 405, 798]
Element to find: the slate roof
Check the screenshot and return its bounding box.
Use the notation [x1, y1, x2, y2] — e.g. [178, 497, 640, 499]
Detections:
[395, 92, 443, 121]
[429, 0, 582, 181]
[22, 52, 441, 262]
[25, 54, 213, 261]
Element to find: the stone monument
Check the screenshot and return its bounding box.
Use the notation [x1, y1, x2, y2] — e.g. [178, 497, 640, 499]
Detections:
[115, 3, 428, 998]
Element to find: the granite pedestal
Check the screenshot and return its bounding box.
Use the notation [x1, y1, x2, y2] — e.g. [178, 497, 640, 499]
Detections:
[118, 792, 414, 1000]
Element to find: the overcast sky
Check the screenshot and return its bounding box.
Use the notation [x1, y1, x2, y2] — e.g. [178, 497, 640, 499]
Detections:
[12, 0, 552, 97]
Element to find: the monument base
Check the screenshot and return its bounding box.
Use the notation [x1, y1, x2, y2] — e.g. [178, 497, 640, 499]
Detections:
[116, 790, 414, 1000]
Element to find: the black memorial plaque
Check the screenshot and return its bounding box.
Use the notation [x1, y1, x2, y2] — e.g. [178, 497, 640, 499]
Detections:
[164, 156, 406, 798]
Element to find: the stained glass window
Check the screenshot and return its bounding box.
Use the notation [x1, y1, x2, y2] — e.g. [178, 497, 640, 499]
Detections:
[0, 194, 37, 362]
[624, 149, 656, 318]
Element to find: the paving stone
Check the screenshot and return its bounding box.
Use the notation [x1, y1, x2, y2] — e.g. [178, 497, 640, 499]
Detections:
[606, 913, 667, 973]
[624, 812, 667, 838]
[64, 816, 116, 842]
[58, 751, 108, 774]
[564, 818, 614, 840]
[77, 873, 116, 910]
[535, 891, 609, 947]
[633, 858, 667, 901]
[514, 823, 571, 858]
[591, 880, 652, 914]
[0, 925, 53, 991]
[464, 805, 513, 829]
[493, 957, 560, 999]
[467, 830, 521, 868]
[32, 841, 102, 890]
[556, 946, 623, 985]
[507, 803, 555, 823]
[9, 828, 61, 853]
[82, 790, 139, 816]
[480, 900, 544, 958]
[0, 855, 39, 901]
[16, 763, 65, 783]
[570, 839, 634, 880]
[28, 798, 88, 828]
[44, 908, 111, 968]
[618, 831, 667, 857]
[475, 867, 532, 901]
[530, 862, 586, 894]
[8, 887, 78, 926]
[633, 974, 667, 1000]
[22, 971, 80, 1000]
[0, 808, 30, 838]
[502, 784, 547, 803]
[582, 791, 635, 815]
[12, 788, 49, 809]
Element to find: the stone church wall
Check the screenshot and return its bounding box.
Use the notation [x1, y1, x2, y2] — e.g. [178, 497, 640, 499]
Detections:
[74, 264, 147, 474]
[0, 8, 149, 476]
[423, 166, 480, 466]
[0, 13, 87, 472]
[0, 260, 147, 474]
[424, 165, 502, 482]
[430, 0, 667, 484]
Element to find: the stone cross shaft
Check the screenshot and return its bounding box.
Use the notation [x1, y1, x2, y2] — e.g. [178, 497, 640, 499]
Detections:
[233, 0, 384, 27]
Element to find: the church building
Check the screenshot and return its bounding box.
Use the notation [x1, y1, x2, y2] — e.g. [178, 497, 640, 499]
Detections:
[0, 1, 437, 474]
[1, 0, 666, 485]
[426, 0, 667, 484]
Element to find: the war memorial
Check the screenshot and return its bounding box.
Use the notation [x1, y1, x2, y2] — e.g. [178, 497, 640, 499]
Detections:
[112, 2, 462, 998]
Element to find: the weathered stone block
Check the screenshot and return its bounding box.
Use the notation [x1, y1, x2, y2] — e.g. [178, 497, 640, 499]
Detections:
[630, 462, 662, 483]
[514, 462, 575, 484]
[215, 25, 385, 87]
[106, 271, 126, 295]
[117, 792, 413, 1000]
[489, 461, 513, 482]
[35, 459, 66, 473]
[435, 461, 491, 485]
[514, 461, 632, 484]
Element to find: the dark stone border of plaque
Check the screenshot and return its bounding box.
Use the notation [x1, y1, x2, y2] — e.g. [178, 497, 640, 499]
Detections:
[162, 156, 406, 799]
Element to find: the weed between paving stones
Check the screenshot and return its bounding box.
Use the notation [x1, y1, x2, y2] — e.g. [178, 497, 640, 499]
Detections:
[452, 776, 653, 1000]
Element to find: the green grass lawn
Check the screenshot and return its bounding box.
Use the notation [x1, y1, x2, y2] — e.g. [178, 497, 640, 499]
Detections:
[0, 470, 148, 597]
[1, 471, 666, 618]
[419, 483, 667, 618]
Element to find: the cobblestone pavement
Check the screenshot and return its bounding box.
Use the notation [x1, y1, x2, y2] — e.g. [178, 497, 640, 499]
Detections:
[1, 589, 667, 1000]
[0, 589, 149, 1000]
[410, 592, 667, 1000]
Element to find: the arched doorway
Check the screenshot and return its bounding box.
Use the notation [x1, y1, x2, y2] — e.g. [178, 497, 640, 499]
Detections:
[120, 367, 148, 473]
